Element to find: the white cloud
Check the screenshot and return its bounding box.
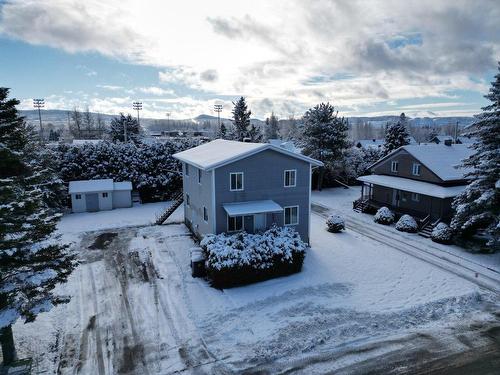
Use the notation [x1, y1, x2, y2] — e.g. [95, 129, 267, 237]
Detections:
[138, 86, 175, 96]
[2, 0, 499, 118]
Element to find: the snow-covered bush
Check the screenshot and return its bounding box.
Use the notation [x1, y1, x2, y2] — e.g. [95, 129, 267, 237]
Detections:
[374, 207, 395, 225]
[326, 214, 345, 233]
[431, 223, 454, 244]
[395, 214, 418, 233]
[200, 225, 307, 288]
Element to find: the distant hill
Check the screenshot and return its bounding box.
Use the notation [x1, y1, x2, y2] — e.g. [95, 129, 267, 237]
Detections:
[20, 109, 474, 130]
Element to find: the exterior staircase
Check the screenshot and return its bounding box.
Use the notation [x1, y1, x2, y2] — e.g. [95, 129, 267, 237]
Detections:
[353, 198, 368, 213]
[155, 192, 183, 225]
[418, 218, 440, 238]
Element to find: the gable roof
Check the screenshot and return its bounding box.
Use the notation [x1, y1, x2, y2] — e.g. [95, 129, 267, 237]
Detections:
[69, 179, 114, 194]
[173, 139, 323, 170]
[370, 144, 474, 181]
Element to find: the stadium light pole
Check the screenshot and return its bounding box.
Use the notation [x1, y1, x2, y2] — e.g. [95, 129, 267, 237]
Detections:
[213, 103, 223, 127]
[33, 98, 45, 143]
[166, 112, 171, 128]
[133, 101, 142, 125]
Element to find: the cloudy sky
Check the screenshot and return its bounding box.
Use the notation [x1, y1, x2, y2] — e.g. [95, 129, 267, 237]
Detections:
[0, 0, 499, 119]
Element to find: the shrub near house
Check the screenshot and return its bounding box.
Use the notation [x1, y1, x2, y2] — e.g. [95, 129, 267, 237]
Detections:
[200, 225, 307, 288]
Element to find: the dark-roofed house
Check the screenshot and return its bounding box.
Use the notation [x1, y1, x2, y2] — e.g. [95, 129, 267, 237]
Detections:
[354, 143, 474, 230]
[173, 139, 323, 243]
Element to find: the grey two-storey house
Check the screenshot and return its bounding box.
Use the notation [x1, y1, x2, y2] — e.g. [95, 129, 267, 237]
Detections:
[173, 139, 323, 243]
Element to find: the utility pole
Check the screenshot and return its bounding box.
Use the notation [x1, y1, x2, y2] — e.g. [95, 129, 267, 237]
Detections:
[33, 98, 45, 143]
[214, 103, 223, 127]
[166, 112, 171, 129]
[133, 101, 142, 126]
[454, 121, 459, 143]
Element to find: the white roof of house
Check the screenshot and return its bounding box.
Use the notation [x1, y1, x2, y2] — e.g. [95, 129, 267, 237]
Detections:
[358, 175, 467, 198]
[173, 139, 323, 170]
[114, 181, 133, 191]
[71, 139, 102, 146]
[223, 200, 283, 216]
[69, 179, 132, 193]
[69, 179, 114, 194]
[357, 139, 385, 149]
[400, 144, 474, 181]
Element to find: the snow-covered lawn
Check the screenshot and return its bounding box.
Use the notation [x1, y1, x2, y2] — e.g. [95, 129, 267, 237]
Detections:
[12, 193, 499, 374]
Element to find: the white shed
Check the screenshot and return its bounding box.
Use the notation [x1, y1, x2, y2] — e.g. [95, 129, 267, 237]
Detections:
[68, 179, 133, 213]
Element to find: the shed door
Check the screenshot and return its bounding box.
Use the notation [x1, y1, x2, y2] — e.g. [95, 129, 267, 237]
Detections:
[254, 213, 266, 232]
[244, 215, 254, 233]
[85, 193, 99, 212]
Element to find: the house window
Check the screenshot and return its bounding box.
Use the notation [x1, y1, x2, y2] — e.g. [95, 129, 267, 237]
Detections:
[186, 193, 190, 206]
[102, 192, 108, 198]
[412, 163, 421, 176]
[227, 216, 243, 232]
[230, 172, 244, 191]
[75, 194, 82, 200]
[284, 169, 297, 187]
[284, 206, 299, 225]
[411, 193, 420, 202]
[391, 161, 399, 173]
[185, 164, 189, 176]
[198, 169, 202, 184]
[203, 207, 208, 222]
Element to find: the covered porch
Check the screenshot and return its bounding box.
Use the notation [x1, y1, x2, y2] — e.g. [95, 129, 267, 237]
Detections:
[223, 200, 283, 233]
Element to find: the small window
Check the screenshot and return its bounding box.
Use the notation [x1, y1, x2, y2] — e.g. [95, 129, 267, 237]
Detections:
[391, 161, 399, 173]
[227, 216, 243, 232]
[203, 207, 208, 222]
[185, 164, 189, 176]
[102, 192, 108, 198]
[412, 163, 421, 176]
[284, 169, 297, 187]
[284, 206, 299, 225]
[186, 193, 190, 206]
[75, 194, 82, 200]
[411, 193, 420, 202]
[198, 169, 202, 184]
[230, 172, 244, 191]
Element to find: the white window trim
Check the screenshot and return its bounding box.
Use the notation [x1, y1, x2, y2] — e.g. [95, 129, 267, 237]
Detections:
[412, 163, 421, 176]
[229, 172, 244, 191]
[75, 194, 82, 199]
[284, 169, 297, 188]
[102, 192, 108, 198]
[198, 169, 202, 185]
[411, 193, 420, 202]
[203, 206, 208, 222]
[227, 215, 244, 232]
[391, 160, 399, 173]
[284, 205, 299, 226]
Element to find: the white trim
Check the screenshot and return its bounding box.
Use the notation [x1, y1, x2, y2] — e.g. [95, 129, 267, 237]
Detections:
[284, 205, 299, 226]
[211, 170, 216, 233]
[229, 172, 244, 191]
[412, 163, 421, 176]
[391, 160, 399, 173]
[227, 214, 244, 232]
[284, 169, 297, 188]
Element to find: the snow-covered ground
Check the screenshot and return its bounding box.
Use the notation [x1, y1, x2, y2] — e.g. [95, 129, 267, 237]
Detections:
[11, 193, 500, 374]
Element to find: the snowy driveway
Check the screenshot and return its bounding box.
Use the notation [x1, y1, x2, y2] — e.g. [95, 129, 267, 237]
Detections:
[12, 200, 500, 374]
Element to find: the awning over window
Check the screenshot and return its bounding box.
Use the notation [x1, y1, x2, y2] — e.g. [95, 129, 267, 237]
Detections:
[223, 200, 283, 217]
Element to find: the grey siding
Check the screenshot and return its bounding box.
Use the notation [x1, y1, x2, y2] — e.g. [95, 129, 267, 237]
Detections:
[213, 149, 311, 243]
[182, 163, 214, 239]
[372, 149, 442, 183]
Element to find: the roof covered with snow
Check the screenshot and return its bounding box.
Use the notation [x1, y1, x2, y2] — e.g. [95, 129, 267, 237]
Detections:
[223, 200, 283, 216]
[356, 139, 385, 149]
[358, 175, 467, 198]
[173, 139, 322, 170]
[69, 179, 132, 194]
[71, 139, 103, 146]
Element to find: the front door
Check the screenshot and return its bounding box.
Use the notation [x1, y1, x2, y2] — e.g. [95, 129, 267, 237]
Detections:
[254, 213, 266, 232]
[85, 193, 99, 212]
[392, 189, 400, 207]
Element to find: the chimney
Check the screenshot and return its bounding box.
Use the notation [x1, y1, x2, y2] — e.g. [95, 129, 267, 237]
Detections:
[444, 139, 452, 146]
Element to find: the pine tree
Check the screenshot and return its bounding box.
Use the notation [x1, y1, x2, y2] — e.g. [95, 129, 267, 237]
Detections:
[384, 113, 410, 155]
[451, 63, 500, 250]
[264, 112, 280, 140]
[0, 88, 76, 365]
[216, 123, 228, 139]
[230, 97, 261, 141]
[302, 102, 349, 190]
[109, 113, 141, 143]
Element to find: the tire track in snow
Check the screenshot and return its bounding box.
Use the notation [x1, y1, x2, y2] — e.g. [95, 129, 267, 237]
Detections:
[311, 203, 500, 294]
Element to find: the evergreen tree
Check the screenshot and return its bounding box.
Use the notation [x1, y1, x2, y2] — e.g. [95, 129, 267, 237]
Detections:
[264, 112, 280, 140]
[383, 113, 410, 155]
[109, 113, 141, 143]
[230, 97, 261, 141]
[451, 63, 500, 249]
[216, 122, 228, 139]
[0, 88, 76, 365]
[302, 102, 349, 190]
